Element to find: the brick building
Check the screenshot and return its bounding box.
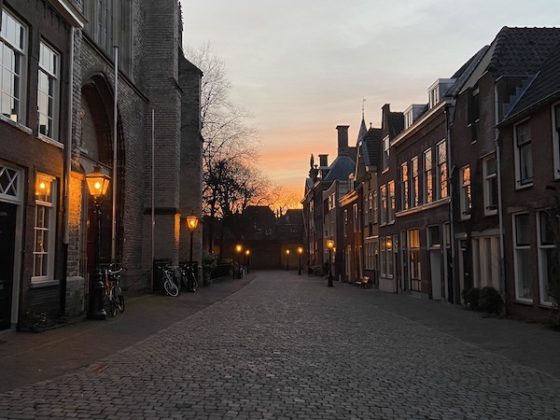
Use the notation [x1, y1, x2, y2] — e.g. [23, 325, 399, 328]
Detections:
[1, 0, 203, 330]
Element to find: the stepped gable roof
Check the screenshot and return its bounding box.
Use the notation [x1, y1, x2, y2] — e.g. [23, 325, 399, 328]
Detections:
[503, 40, 560, 122]
[323, 155, 355, 183]
[361, 127, 382, 167]
[487, 27, 560, 76]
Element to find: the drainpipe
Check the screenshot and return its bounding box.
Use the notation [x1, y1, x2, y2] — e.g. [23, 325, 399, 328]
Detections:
[60, 27, 75, 316]
[444, 102, 458, 304]
[494, 85, 507, 309]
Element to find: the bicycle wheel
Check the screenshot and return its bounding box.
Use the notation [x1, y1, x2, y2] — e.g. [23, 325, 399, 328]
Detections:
[191, 275, 198, 293]
[117, 288, 125, 313]
[109, 296, 118, 317]
[164, 277, 179, 297]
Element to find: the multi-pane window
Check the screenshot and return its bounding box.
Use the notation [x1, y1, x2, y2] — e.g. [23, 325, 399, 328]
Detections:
[515, 121, 533, 187]
[460, 165, 471, 219]
[483, 154, 498, 215]
[423, 149, 433, 203]
[408, 229, 421, 292]
[38, 42, 59, 139]
[380, 184, 387, 225]
[400, 162, 409, 210]
[436, 140, 448, 199]
[514, 213, 532, 301]
[0, 9, 26, 123]
[33, 174, 57, 282]
[411, 157, 419, 207]
[388, 181, 395, 223]
[382, 136, 390, 171]
[380, 236, 393, 278]
[538, 212, 557, 306]
[553, 104, 560, 179]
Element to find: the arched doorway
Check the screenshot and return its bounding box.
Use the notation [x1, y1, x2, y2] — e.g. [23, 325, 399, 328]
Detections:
[80, 75, 125, 278]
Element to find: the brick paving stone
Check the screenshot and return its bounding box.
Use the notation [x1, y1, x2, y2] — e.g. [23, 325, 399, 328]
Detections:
[1, 271, 560, 419]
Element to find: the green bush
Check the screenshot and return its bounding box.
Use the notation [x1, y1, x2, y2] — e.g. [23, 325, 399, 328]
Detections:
[462, 287, 480, 310]
[478, 286, 504, 315]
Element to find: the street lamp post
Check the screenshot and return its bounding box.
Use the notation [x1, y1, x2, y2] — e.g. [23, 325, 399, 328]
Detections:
[285, 249, 290, 270]
[297, 246, 303, 275]
[85, 167, 111, 319]
[326, 239, 334, 287]
[245, 249, 251, 273]
[235, 244, 243, 278]
[186, 214, 199, 263]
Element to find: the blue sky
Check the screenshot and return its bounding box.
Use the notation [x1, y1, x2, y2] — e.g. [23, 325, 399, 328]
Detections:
[180, 0, 560, 200]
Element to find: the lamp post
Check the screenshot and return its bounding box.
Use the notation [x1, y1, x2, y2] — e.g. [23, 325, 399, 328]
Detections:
[297, 246, 303, 275]
[85, 167, 111, 319]
[186, 214, 199, 263]
[235, 244, 243, 278]
[245, 249, 251, 273]
[326, 239, 334, 287]
[285, 249, 290, 270]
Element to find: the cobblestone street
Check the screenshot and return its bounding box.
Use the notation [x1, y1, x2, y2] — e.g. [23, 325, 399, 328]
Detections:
[2, 271, 560, 419]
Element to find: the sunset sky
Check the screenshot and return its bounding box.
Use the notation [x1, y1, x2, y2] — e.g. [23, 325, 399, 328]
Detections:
[180, 0, 560, 207]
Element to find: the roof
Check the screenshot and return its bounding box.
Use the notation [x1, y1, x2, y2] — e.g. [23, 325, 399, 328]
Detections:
[488, 27, 560, 76]
[388, 112, 404, 138]
[323, 155, 356, 183]
[503, 40, 560, 122]
[446, 46, 490, 97]
[357, 117, 368, 143]
[361, 127, 382, 167]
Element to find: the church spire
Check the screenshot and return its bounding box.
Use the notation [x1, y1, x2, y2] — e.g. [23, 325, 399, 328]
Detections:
[357, 98, 367, 143]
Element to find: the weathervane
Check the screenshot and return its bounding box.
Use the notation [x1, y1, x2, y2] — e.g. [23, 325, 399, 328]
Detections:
[362, 97, 366, 119]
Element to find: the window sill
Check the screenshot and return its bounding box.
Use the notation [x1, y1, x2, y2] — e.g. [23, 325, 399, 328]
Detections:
[515, 181, 533, 191]
[514, 298, 533, 306]
[484, 210, 498, 217]
[38, 134, 64, 149]
[30, 279, 59, 288]
[0, 114, 33, 135]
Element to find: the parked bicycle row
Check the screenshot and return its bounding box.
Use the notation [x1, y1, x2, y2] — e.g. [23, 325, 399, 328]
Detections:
[158, 263, 199, 297]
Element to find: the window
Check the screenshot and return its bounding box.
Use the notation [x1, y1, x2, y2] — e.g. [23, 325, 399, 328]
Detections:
[514, 121, 533, 187]
[436, 140, 448, 199]
[400, 162, 409, 210]
[460, 165, 471, 219]
[380, 236, 393, 277]
[513, 213, 532, 301]
[538, 212, 557, 306]
[411, 157, 419, 207]
[38, 42, 60, 139]
[429, 86, 439, 109]
[468, 87, 480, 142]
[0, 164, 20, 200]
[353, 203, 358, 233]
[408, 229, 421, 291]
[382, 136, 390, 171]
[483, 154, 498, 215]
[380, 184, 387, 225]
[0, 9, 26, 123]
[343, 209, 348, 237]
[428, 225, 441, 249]
[423, 149, 433, 203]
[388, 181, 395, 223]
[33, 174, 57, 283]
[553, 103, 560, 179]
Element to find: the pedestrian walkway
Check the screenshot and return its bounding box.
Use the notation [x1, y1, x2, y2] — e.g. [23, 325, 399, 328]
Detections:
[1, 271, 559, 419]
[0, 275, 253, 393]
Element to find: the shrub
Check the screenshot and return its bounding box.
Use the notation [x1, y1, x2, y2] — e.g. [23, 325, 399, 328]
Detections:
[478, 286, 504, 315]
[462, 288, 480, 310]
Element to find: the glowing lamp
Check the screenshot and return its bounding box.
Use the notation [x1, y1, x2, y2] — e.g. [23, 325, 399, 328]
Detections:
[186, 214, 199, 232]
[235, 244, 243, 254]
[285, 249, 290, 255]
[85, 167, 111, 199]
[326, 239, 335, 250]
[245, 249, 251, 256]
[297, 246, 304, 255]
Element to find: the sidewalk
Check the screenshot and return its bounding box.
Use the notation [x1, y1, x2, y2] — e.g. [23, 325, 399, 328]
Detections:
[346, 282, 560, 380]
[0, 275, 254, 393]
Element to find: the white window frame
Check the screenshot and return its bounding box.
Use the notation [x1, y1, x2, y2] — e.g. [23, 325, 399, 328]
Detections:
[436, 140, 448, 199]
[483, 154, 498, 216]
[514, 119, 533, 189]
[32, 174, 57, 285]
[513, 213, 532, 303]
[388, 180, 395, 223]
[382, 136, 390, 172]
[380, 184, 387, 225]
[552, 102, 560, 180]
[459, 165, 471, 220]
[411, 157, 419, 207]
[0, 8, 28, 124]
[408, 229, 421, 292]
[372, 188, 378, 225]
[423, 148, 433, 204]
[38, 40, 61, 141]
[537, 211, 556, 306]
[400, 162, 409, 210]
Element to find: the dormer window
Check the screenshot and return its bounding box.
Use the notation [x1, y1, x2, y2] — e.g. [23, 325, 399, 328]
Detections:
[429, 86, 439, 109]
[428, 79, 456, 109]
[404, 110, 414, 129]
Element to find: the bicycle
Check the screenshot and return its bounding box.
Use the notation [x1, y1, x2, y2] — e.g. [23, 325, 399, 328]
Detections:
[159, 264, 180, 297]
[179, 262, 198, 293]
[104, 263, 125, 317]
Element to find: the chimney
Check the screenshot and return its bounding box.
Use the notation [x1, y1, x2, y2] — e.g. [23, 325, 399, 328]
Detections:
[318, 154, 329, 167]
[336, 125, 349, 157]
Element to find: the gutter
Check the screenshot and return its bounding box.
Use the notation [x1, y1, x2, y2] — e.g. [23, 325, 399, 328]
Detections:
[444, 102, 458, 304]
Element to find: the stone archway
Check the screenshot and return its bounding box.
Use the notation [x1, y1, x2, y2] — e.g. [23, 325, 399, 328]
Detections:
[79, 74, 125, 275]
